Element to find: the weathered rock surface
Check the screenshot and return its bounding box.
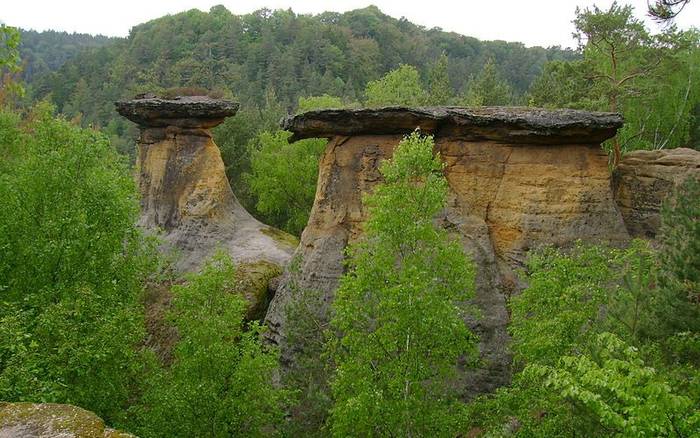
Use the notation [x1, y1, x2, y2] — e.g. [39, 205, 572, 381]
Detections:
[235, 260, 284, 321]
[0, 402, 135, 438]
[115, 95, 239, 128]
[116, 95, 296, 272]
[613, 147, 700, 238]
[267, 106, 629, 397]
[282, 106, 623, 144]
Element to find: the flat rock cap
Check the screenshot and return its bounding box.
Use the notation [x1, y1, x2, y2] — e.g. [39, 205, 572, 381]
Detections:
[282, 106, 624, 144]
[115, 95, 239, 128]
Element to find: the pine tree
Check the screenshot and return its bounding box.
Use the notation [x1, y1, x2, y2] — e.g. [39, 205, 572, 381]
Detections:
[428, 52, 451, 105]
[461, 57, 513, 106]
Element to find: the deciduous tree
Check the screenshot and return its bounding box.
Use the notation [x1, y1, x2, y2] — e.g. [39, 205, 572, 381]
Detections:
[328, 132, 477, 436]
[364, 64, 427, 106]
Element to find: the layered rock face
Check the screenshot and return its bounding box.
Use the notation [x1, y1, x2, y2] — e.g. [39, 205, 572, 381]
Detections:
[115, 95, 296, 272]
[265, 106, 630, 396]
[613, 147, 700, 238]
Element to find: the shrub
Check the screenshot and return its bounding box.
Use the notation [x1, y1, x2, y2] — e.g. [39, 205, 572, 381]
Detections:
[136, 252, 288, 437]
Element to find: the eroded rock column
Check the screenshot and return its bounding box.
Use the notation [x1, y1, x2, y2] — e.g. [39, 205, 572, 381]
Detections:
[265, 106, 629, 397]
[116, 95, 296, 272]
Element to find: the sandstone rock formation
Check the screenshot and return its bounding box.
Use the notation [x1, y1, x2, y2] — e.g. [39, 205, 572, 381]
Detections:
[265, 106, 630, 397]
[613, 147, 700, 238]
[0, 402, 135, 438]
[115, 95, 296, 273]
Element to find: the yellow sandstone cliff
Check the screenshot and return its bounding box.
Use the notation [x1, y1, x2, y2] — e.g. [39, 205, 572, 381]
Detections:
[265, 106, 630, 396]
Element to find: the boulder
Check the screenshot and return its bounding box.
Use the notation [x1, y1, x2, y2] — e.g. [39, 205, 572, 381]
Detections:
[0, 402, 135, 438]
[115, 95, 296, 273]
[266, 106, 629, 397]
[613, 147, 700, 238]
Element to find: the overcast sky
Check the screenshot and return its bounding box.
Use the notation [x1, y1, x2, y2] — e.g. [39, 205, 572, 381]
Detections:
[2, 0, 699, 48]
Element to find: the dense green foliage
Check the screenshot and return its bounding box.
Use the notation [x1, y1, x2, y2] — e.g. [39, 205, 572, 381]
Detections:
[365, 64, 428, 106]
[529, 2, 700, 156]
[2, 4, 700, 436]
[1, 24, 24, 103]
[18, 29, 114, 81]
[461, 57, 514, 106]
[0, 104, 157, 425]
[16, 5, 571, 179]
[135, 252, 287, 437]
[12, 5, 573, 223]
[297, 94, 347, 112]
[465, 180, 700, 436]
[0, 25, 21, 77]
[427, 52, 451, 105]
[212, 97, 285, 207]
[279, 256, 333, 437]
[656, 177, 700, 334]
[327, 132, 477, 436]
[28, 6, 570, 121]
[244, 131, 327, 235]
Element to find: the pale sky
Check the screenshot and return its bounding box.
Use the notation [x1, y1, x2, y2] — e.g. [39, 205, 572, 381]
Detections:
[2, 0, 699, 48]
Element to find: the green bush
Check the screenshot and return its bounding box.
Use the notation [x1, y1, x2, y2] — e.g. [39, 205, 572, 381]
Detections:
[364, 64, 427, 106]
[467, 237, 700, 436]
[135, 252, 288, 437]
[656, 177, 700, 335]
[244, 130, 326, 236]
[280, 255, 333, 437]
[327, 132, 477, 436]
[0, 104, 157, 425]
[526, 332, 698, 436]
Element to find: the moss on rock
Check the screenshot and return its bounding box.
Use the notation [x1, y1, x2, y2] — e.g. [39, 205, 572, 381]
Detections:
[235, 260, 284, 321]
[261, 226, 300, 249]
[0, 402, 135, 437]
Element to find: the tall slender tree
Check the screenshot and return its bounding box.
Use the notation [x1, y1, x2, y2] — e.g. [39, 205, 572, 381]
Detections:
[428, 52, 451, 105]
[328, 132, 477, 436]
[574, 3, 657, 165]
[461, 57, 513, 106]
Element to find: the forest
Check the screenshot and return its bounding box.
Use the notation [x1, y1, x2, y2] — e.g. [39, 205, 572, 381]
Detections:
[0, 1, 699, 437]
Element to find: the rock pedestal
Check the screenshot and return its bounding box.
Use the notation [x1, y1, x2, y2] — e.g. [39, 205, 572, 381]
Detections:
[265, 106, 630, 397]
[115, 95, 295, 272]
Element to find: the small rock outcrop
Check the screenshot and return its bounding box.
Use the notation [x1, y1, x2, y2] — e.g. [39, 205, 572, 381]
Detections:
[0, 402, 134, 438]
[613, 147, 700, 238]
[115, 95, 296, 272]
[266, 106, 630, 397]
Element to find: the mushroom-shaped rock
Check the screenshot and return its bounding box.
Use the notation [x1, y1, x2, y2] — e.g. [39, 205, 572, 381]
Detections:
[266, 106, 629, 398]
[115, 95, 296, 273]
